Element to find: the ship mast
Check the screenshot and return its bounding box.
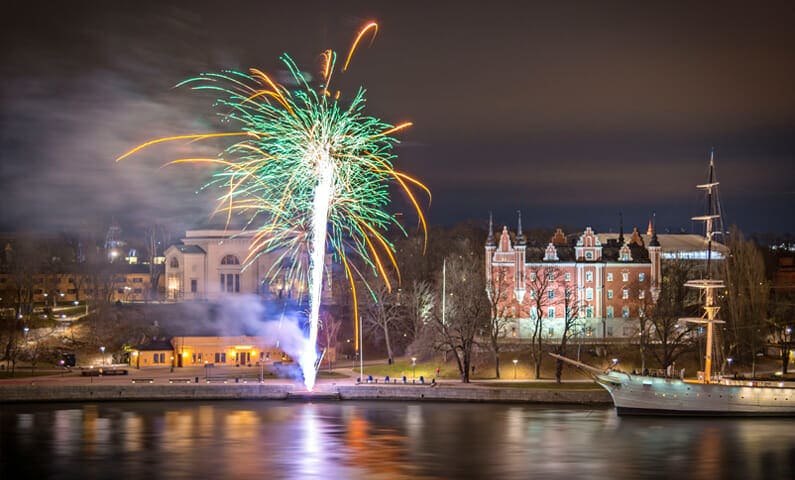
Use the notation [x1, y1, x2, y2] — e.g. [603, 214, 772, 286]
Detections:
[682, 150, 725, 384]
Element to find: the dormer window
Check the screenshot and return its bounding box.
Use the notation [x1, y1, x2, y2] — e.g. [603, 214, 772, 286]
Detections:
[169, 257, 179, 268]
[585, 251, 593, 260]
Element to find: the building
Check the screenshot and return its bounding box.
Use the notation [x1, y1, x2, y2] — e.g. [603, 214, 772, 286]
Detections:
[129, 336, 288, 369]
[485, 215, 660, 340]
[164, 230, 332, 302]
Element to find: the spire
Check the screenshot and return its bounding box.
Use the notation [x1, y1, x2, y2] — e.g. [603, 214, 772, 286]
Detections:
[486, 211, 495, 247]
[515, 210, 526, 245]
[647, 218, 653, 236]
[618, 211, 624, 245]
[650, 211, 660, 247]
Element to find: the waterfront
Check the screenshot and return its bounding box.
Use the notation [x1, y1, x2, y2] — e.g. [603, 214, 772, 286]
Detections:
[1, 401, 794, 479]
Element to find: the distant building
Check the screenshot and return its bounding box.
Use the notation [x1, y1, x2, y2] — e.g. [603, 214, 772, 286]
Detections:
[129, 336, 289, 369]
[163, 230, 332, 302]
[485, 214, 660, 340]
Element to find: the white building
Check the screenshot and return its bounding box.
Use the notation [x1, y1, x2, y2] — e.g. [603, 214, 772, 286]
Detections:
[164, 230, 331, 302]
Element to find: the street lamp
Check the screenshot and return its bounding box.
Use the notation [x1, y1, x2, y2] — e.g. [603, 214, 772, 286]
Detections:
[99, 346, 106, 366]
[411, 357, 417, 380]
[513, 359, 518, 379]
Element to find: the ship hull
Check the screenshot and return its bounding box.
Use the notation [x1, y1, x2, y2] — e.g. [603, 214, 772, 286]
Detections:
[596, 372, 795, 417]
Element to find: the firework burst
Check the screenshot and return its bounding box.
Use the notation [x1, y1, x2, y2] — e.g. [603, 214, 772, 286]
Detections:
[118, 23, 429, 390]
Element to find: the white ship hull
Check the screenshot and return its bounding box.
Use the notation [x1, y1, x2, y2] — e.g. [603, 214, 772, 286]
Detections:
[596, 372, 795, 416]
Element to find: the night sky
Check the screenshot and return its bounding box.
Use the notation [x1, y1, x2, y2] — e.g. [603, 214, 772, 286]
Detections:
[1, 1, 793, 239]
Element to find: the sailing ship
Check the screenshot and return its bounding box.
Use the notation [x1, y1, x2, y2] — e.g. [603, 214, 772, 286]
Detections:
[552, 151, 795, 416]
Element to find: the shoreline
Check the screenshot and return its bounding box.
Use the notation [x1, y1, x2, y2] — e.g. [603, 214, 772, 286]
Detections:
[0, 382, 611, 405]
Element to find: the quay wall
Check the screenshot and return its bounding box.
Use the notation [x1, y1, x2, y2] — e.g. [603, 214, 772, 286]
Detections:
[0, 383, 610, 404]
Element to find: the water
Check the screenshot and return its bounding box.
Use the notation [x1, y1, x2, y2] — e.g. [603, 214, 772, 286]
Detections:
[2, 401, 794, 480]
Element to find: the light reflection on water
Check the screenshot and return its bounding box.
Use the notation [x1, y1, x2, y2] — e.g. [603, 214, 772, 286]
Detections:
[1, 401, 794, 479]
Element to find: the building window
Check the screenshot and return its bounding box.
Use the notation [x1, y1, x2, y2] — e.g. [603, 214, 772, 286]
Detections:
[530, 272, 537, 281]
[622, 289, 629, 299]
[134, 288, 142, 294]
[622, 306, 630, 318]
[215, 353, 220, 363]
[585, 288, 593, 301]
[547, 307, 555, 318]
[623, 327, 632, 337]
[132, 278, 143, 283]
[548, 290, 555, 300]
[564, 272, 571, 282]
[68, 277, 75, 284]
[221, 255, 240, 265]
[548, 327, 554, 337]
[639, 290, 645, 299]
[530, 290, 536, 299]
[607, 290, 614, 299]
[586, 327, 593, 337]
[607, 272, 613, 282]
[607, 326, 614, 336]
[585, 251, 593, 260]
[607, 306, 614, 318]
[548, 272, 555, 281]
[117, 288, 124, 294]
[191, 279, 198, 293]
[586, 306, 593, 318]
[585, 271, 593, 283]
[170, 257, 179, 268]
[639, 272, 646, 282]
[153, 353, 159, 364]
[622, 272, 629, 282]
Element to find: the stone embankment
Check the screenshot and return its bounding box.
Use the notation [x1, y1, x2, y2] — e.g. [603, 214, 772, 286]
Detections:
[0, 382, 611, 404]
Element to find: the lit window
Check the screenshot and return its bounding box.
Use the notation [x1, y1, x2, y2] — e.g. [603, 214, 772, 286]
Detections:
[530, 272, 537, 281]
[639, 290, 645, 299]
[607, 273, 613, 282]
[585, 271, 593, 282]
[607, 306, 614, 318]
[530, 290, 536, 299]
[639, 272, 646, 282]
[622, 306, 630, 318]
[547, 307, 555, 318]
[585, 251, 593, 260]
[607, 289, 614, 299]
[548, 272, 555, 281]
[585, 288, 593, 300]
[622, 289, 629, 299]
[622, 272, 629, 282]
[586, 306, 593, 318]
[565, 272, 571, 282]
[548, 290, 555, 300]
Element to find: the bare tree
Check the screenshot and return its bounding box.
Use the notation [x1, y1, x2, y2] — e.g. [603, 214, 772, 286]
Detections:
[768, 289, 794, 374]
[553, 280, 581, 383]
[649, 260, 698, 369]
[318, 310, 342, 370]
[145, 224, 167, 301]
[403, 280, 434, 344]
[628, 279, 655, 373]
[722, 227, 769, 367]
[526, 266, 560, 379]
[426, 243, 490, 383]
[363, 283, 403, 364]
[1, 238, 40, 374]
[485, 265, 513, 379]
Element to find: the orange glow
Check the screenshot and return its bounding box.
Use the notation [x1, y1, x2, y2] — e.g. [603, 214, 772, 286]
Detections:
[116, 132, 266, 162]
[343, 22, 378, 72]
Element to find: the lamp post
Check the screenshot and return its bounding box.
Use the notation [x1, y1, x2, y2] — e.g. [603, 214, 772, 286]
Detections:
[727, 357, 733, 376]
[512, 359, 518, 379]
[412, 357, 417, 380]
[99, 346, 106, 366]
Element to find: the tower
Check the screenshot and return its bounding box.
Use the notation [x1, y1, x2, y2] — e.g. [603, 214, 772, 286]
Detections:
[648, 212, 661, 297]
[514, 211, 526, 303]
[104, 220, 125, 262]
[485, 212, 496, 285]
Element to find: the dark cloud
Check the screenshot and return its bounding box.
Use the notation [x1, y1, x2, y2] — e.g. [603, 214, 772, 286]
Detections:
[1, 1, 793, 237]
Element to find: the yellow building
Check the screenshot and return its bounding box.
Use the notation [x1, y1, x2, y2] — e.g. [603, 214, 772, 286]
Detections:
[129, 336, 289, 368]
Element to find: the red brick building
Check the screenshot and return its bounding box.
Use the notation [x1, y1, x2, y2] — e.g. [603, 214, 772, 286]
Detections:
[485, 214, 660, 340]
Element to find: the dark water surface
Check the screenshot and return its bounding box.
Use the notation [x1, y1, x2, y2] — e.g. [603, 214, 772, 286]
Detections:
[2, 401, 794, 479]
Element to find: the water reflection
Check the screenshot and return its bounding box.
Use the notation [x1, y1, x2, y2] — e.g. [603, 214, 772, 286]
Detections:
[1, 402, 793, 479]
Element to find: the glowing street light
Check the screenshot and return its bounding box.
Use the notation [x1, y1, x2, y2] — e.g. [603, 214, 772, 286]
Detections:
[99, 346, 106, 365]
[513, 358, 518, 379]
[411, 357, 417, 380]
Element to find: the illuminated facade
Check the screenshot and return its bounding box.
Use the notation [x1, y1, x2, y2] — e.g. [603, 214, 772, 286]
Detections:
[129, 336, 288, 368]
[486, 218, 660, 340]
[163, 230, 332, 302]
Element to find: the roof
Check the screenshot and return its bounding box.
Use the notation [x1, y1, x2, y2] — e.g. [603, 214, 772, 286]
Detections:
[132, 339, 173, 351]
[596, 233, 728, 255]
[172, 244, 206, 255]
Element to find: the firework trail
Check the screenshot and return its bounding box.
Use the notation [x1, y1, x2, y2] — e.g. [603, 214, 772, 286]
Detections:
[118, 22, 429, 390]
